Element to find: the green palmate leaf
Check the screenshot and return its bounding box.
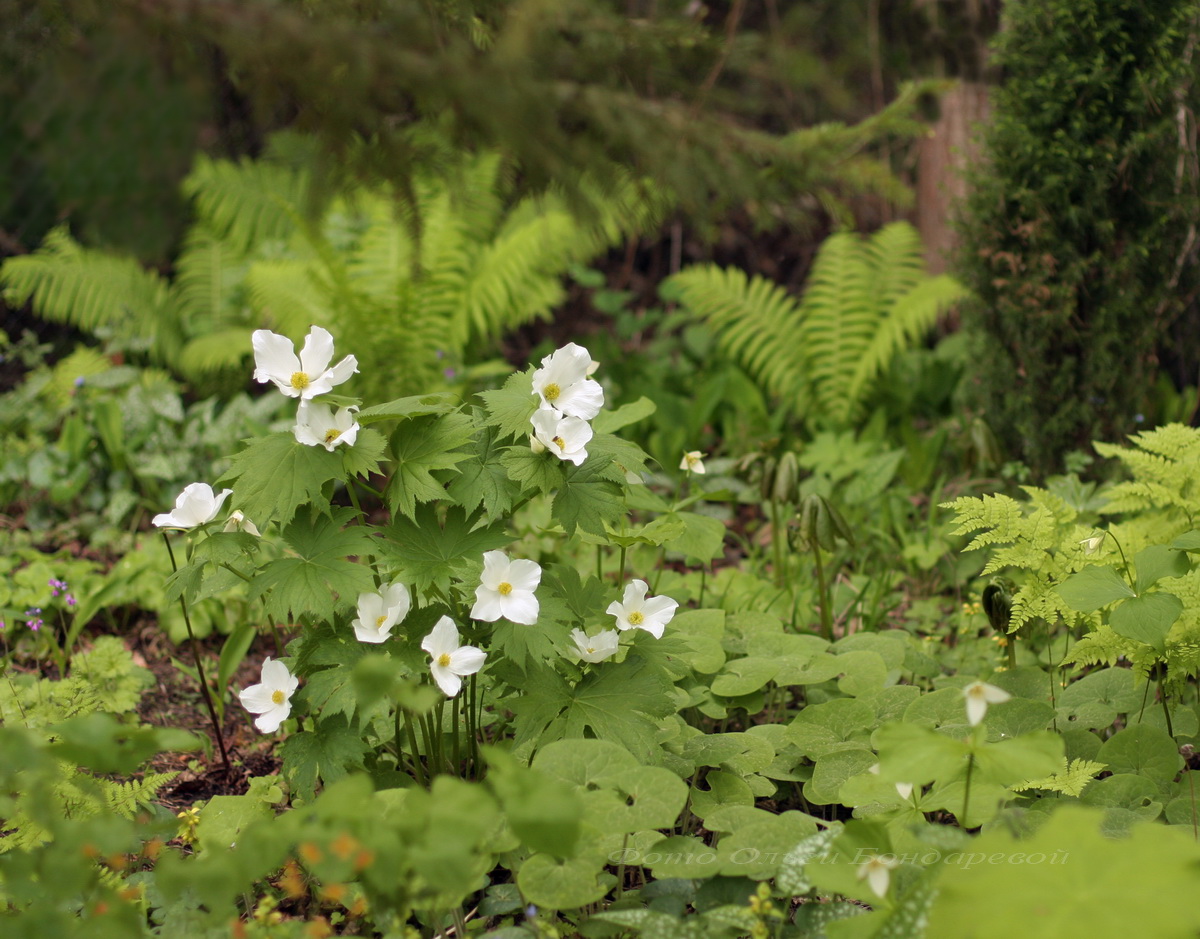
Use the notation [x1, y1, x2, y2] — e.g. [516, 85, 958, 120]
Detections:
[1097, 724, 1184, 786]
[341, 427, 387, 479]
[221, 431, 343, 527]
[587, 431, 654, 485]
[500, 443, 567, 494]
[447, 421, 519, 518]
[543, 565, 608, 624]
[385, 411, 475, 519]
[1109, 592, 1183, 651]
[479, 368, 538, 441]
[378, 503, 512, 593]
[664, 511, 727, 564]
[512, 658, 675, 765]
[1170, 530, 1200, 551]
[1056, 564, 1135, 612]
[485, 748, 582, 859]
[552, 459, 625, 536]
[249, 507, 377, 623]
[356, 391, 459, 425]
[277, 716, 369, 801]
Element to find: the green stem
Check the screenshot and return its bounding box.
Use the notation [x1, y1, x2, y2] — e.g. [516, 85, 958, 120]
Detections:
[961, 753, 975, 829]
[699, 567, 707, 608]
[770, 499, 785, 590]
[451, 694, 462, 776]
[1105, 531, 1136, 592]
[163, 534, 231, 773]
[596, 544, 604, 582]
[1158, 671, 1175, 737]
[617, 544, 627, 583]
[813, 544, 833, 641]
[403, 709, 427, 788]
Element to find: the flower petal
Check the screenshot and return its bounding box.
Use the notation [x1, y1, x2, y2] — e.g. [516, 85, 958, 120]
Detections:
[421, 615, 459, 656]
[501, 592, 539, 625]
[298, 326, 335, 374]
[430, 662, 462, 697]
[506, 559, 543, 592]
[252, 330, 299, 384]
[471, 589, 505, 623]
[449, 646, 487, 676]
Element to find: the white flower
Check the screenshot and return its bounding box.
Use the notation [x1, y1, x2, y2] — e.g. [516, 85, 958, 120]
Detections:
[422, 616, 486, 697]
[238, 657, 299, 733]
[223, 510, 261, 536]
[350, 583, 411, 644]
[1078, 533, 1105, 555]
[530, 408, 593, 466]
[471, 551, 541, 624]
[963, 680, 1011, 726]
[252, 325, 358, 399]
[153, 482, 234, 529]
[531, 342, 604, 420]
[857, 853, 900, 899]
[679, 450, 707, 474]
[895, 781, 914, 800]
[570, 628, 620, 663]
[293, 401, 360, 451]
[606, 579, 679, 639]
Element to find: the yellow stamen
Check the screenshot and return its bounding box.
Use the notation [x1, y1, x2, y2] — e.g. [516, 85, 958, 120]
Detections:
[375, 615, 387, 629]
[627, 611, 644, 626]
[543, 382, 561, 402]
[552, 435, 566, 450]
[290, 371, 310, 391]
[271, 689, 286, 705]
[437, 652, 452, 667]
[498, 582, 513, 596]
[324, 429, 342, 445]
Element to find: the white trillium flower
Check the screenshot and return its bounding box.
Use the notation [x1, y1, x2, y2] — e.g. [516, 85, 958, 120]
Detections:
[238, 657, 299, 733]
[570, 628, 620, 663]
[351, 583, 411, 644]
[857, 853, 900, 899]
[963, 680, 1011, 726]
[252, 325, 359, 399]
[606, 579, 679, 639]
[531, 342, 604, 420]
[1079, 533, 1105, 555]
[471, 551, 541, 624]
[422, 616, 486, 697]
[679, 450, 707, 474]
[223, 510, 261, 536]
[294, 401, 361, 451]
[153, 482, 234, 529]
[530, 408, 593, 466]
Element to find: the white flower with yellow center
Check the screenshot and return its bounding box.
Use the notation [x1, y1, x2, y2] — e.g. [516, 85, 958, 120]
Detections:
[963, 680, 1011, 726]
[350, 583, 411, 644]
[856, 853, 900, 899]
[471, 551, 541, 624]
[606, 579, 679, 639]
[531, 342, 604, 420]
[679, 450, 707, 474]
[152, 482, 233, 529]
[570, 628, 620, 663]
[238, 657, 299, 733]
[530, 408, 592, 466]
[293, 401, 360, 451]
[252, 325, 359, 399]
[422, 616, 486, 697]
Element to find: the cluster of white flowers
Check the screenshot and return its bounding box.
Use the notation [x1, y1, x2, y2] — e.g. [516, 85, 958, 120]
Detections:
[253, 325, 361, 452]
[529, 343, 603, 466]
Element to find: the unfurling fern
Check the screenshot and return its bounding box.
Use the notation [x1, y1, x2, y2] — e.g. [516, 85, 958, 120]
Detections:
[668, 221, 969, 429]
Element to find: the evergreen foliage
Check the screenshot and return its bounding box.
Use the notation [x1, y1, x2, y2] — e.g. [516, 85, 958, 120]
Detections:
[956, 0, 1200, 474]
[668, 221, 967, 429]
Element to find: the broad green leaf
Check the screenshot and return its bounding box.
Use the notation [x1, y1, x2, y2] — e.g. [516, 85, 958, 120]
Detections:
[788, 698, 876, 758]
[710, 656, 780, 696]
[874, 721, 969, 785]
[518, 853, 610, 909]
[1109, 591, 1182, 651]
[249, 507, 376, 622]
[663, 510, 727, 564]
[684, 733, 775, 774]
[378, 503, 512, 593]
[277, 717, 368, 801]
[642, 835, 722, 880]
[1056, 564, 1135, 612]
[1078, 774, 1162, 820]
[805, 749, 878, 805]
[689, 770, 754, 818]
[715, 812, 819, 879]
[1169, 530, 1200, 551]
[385, 411, 475, 519]
[485, 748, 581, 858]
[221, 431, 342, 526]
[1133, 544, 1191, 593]
[1056, 667, 1142, 730]
[1097, 724, 1183, 788]
[591, 396, 657, 434]
[500, 444, 566, 494]
[972, 731, 1063, 787]
[341, 427, 387, 479]
[927, 806, 1200, 938]
[195, 794, 272, 853]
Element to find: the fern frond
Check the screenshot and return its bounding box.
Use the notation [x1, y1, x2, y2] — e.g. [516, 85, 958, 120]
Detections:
[668, 265, 810, 412]
[103, 772, 179, 819]
[346, 193, 416, 304]
[174, 225, 249, 335]
[798, 230, 876, 426]
[245, 259, 334, 338]
[846, 273, 968, 416]
[179, 328, 258, 377]
[0, 227, 181, 365]
[184, 154, 307, 255]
